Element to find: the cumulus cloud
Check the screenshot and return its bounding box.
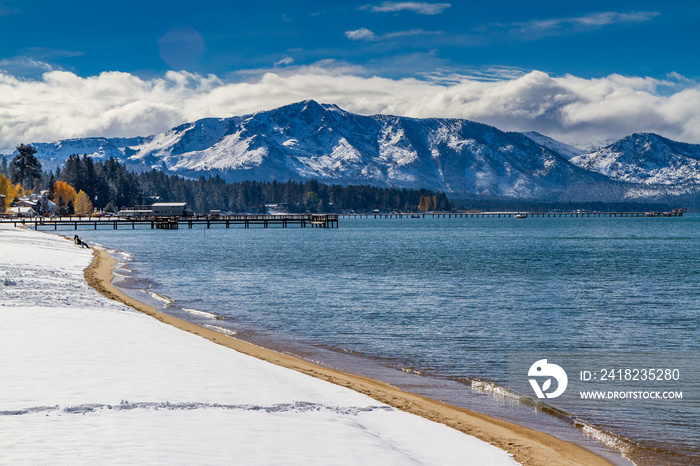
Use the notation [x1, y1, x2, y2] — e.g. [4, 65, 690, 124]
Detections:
[1, 68, 700, 153]
[363, 2, 451, 15]
[345, 28, 377, 41]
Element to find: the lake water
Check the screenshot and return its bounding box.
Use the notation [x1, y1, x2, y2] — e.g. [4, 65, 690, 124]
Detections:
[54, 214, 699, 465]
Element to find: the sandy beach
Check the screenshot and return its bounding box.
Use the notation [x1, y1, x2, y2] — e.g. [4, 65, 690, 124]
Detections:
[85, 239, 612, 465]
[1, 225, 612, 465]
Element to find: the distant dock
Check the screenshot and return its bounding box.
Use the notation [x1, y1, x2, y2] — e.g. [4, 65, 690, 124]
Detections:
[341, 210, 683, 219]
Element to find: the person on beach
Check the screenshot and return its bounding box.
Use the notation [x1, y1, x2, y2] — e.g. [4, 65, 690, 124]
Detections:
[73, 235, 90, 249]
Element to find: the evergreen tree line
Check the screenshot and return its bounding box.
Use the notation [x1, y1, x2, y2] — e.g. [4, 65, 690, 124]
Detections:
[138, 169, 451, 213]
[0, 152, 451, 213]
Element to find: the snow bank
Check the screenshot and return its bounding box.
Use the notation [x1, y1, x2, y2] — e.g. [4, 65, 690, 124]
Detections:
[0, 226, 518, 465]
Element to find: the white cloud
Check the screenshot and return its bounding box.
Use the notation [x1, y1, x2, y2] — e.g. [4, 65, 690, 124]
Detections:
[503, 11, 659, 37]
[573, 11, 659, 26]
[345, 27, 441, 42]
[384, 29, 443, 39]
[1, 68, 700, 153]
[363, 2, 451, 15]
[345, 28, 377, 41]
[0, 57, 54, 73]
[274, 57, 295, 66]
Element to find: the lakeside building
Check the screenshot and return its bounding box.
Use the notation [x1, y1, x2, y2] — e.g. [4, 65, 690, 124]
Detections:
[117, 202, 192, 218]
[116, 208, 153, 218]
[9, 206, 37, 217]
[8, 194, 54, 216]
[151, 202, 188, 217]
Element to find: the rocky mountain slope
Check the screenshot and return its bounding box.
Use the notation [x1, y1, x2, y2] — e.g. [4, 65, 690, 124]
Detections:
[570, 133, 700, 186]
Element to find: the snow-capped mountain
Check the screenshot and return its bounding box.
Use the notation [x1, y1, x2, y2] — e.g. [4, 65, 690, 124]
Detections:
[14, 100, 625, 200]
[570, 133, 700, 185]
[9, 100, 700, 201]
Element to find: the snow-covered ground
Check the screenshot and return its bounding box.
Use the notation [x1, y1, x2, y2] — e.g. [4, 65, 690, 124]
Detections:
[0, 225, 518, 465]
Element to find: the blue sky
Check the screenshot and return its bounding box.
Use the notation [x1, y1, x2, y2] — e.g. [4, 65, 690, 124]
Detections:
[1, 0, 697, 79]
[1, 1, 700, 151]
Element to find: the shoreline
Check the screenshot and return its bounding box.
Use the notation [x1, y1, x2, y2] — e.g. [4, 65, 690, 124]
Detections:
[85, 245, 613, 466]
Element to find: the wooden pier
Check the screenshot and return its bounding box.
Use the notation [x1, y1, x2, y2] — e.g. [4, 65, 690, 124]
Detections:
[5, 214, 339, 231]
[340, 210, 683, 219]
[2, 210, 684, 231]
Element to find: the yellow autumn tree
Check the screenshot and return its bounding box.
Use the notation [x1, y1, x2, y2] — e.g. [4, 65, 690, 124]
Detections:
[418, 196, 430, 211]
[0, 174, 25, 213]
[75, 190, 93, 216]
[53, 180, 77, 205]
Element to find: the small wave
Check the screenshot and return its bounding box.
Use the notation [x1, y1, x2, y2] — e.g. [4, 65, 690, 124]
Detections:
[182, 308, 220, 319]
[401, 367, 424, 375]
[102, 247, 129, 260]
[202, 325, 238, 336]
[469, 379, 523, 402]
[579, 424, 635, 464]
[146, 290, 175, 305]
[465, 378, 638, 463]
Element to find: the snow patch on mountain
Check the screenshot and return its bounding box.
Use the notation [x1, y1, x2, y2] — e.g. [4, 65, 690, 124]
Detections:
[172, 132, 268, 171]
[295, 137, 364, 178]
[521, 132, 585, 160]
[378, 124, 418, 166]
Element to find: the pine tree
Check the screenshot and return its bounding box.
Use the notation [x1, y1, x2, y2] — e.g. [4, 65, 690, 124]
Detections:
[38, 195, 49, 216]
[10, 144, 42, 189]
[48, 175, 55, 199]
[54, 195, 67, 216]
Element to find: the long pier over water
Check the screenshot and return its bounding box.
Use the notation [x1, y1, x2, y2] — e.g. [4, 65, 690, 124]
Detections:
[5, 214, 339, 231]
[2, 210, 683, 231]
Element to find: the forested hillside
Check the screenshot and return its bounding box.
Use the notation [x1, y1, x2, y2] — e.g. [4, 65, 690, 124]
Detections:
[11, 154, 450, 214]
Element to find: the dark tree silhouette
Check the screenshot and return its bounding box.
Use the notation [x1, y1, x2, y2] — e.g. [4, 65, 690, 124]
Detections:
[10, 144, 42, 189]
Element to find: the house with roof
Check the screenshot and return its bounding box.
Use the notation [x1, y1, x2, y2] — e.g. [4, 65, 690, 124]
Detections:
[15, 197, 38, 209]
[10, 206, 37, 217]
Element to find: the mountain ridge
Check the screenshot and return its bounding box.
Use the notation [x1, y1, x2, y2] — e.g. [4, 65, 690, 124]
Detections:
[6, 100, 700, 201]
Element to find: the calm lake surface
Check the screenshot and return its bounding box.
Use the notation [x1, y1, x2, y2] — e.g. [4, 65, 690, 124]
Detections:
[59, 214, 699, 465]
